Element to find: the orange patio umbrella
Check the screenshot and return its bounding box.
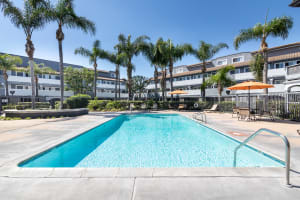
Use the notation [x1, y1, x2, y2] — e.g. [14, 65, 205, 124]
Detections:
[169, 90, 188, 95]
[228, 81, 274, 111]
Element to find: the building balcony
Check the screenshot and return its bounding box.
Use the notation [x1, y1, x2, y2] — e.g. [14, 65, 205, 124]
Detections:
[286, 64, 300, 80]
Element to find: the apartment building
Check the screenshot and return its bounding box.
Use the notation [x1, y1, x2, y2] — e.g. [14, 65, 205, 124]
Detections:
[0, 53, 128, 101]
[146, 42, 300, 98]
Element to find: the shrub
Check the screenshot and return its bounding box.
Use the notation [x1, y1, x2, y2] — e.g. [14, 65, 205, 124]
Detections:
[16, 105, 25, 110]
[65, 94, 91, 109]
[18, 102, 50, 109]
[55, 101, 68, 109]
[2, 105, 16, 110]
[146, 100, 154, 109]
[218, 101, 234, 112]
[106, 101, 121, 110]
[88, 100, 109, 111]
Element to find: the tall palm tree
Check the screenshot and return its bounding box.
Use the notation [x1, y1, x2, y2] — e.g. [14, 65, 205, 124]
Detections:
[155, 38, 169, 101]
[142, 42, 160, 100]
[0, 54, 22, 97]
[1, 0, 50, 109]
[234, 15, 293, 93]
[192, 41, 228, 99]
[106, 48, 127, 100]
[75, 40, 109, 99]
[47, 0, 96, 108]
[208, 65, 235, 103]
[116, 34, 150, 100]
[164, 39, 192, 100]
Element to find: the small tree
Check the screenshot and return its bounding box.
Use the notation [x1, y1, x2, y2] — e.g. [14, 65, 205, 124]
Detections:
[208, 65, 235, 103]
[0, 54, 22, 97]
[132, 76, 149, 99]
[250, 54, 264, 82]
[64, 67, 94, 95]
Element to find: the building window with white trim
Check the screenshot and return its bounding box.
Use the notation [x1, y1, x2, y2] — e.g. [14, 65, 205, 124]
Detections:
[232, 56, 244, 63]
[16, 85, 23, 90]
[216, 59, 227, 66]
[275, 63, 284, 69]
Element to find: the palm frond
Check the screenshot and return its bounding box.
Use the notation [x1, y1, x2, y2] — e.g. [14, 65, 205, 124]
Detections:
[233, 25, 263, 49]
[266, 16, 293, 39]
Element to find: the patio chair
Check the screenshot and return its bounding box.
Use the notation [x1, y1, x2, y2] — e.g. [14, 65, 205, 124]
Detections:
[152, 103, 158, 111]
[237, 108, 256, 121]
[232, 107, 240, 118]
[178, 104, 186, 111]
[204, 104, 218, 113]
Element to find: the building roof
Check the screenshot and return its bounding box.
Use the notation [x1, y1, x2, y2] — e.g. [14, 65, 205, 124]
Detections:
[289, 0, 300, 7]
[151, 42, 300, 80]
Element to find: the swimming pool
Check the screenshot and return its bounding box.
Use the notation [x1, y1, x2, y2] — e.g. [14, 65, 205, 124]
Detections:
[20, 114, 283, 168]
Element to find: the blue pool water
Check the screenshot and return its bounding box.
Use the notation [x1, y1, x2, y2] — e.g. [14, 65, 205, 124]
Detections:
[20, 114, 283, 168]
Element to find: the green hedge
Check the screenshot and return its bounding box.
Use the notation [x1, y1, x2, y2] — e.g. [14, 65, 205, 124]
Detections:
[18, 102, 50, 109]
[65, 94, 91, 109]
[2, 105, 16, 110]
[218, 101, 235, 112]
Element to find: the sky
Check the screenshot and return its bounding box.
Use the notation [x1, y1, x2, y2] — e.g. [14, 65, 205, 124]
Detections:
[0, 0, 300, 78]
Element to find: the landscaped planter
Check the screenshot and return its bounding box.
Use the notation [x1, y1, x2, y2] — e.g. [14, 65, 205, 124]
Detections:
[4, 108, 88, 119]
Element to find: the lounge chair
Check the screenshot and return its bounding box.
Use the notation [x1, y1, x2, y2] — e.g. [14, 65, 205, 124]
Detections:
[204, 104, 218, 113]
[232, 107, 240, 118]
[178, 104, 186, 111]
[237, 108, 256, 121]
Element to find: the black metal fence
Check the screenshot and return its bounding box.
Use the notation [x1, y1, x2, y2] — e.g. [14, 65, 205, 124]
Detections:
[211, 93, 300, 121]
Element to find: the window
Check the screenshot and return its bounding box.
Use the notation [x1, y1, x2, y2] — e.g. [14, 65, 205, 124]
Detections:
[216, 59, 227, 66]
[11, 70, 16, 76]
[239, 67, 245, 73]
[274, 79, 284, 84]
[17, 72, 23, 77]
[55, 88, 60, 91]
[38, 74, 42, 78]
[42, 74, 46, 79]
[55, 76, 60, 80]
[25, 73, 29, 77]
[235, 68, 240, 74]
[16, 85, 23, 90]
[245, 67, 250, 73]
[230, 70, 235, 75]
[275, 63, 284, 69]
[232, 57, 244, 63]
[49, 75, 52, 79]
[268, 64, 275, 70]
[11, 84, 16, 89]
[49, 87, 52, 91]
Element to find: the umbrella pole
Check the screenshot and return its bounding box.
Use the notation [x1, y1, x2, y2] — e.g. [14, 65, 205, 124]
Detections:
[248, 87, 251, 119]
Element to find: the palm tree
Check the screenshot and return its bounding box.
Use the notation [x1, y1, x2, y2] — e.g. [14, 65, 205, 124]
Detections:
[75, 40, 109, 99]
[105, 48, 127, 100]
[234, 15, 293, 93]
[155, 38, 169, 101]
[164, 39, 192, 100]
[116, 34, 150, 100]
[192, 41, 228, 99]
[142, 42, 160, 100]
[208, 65, 235, 103]
[47, 0, 96, 108]
[0, 54, 22, 97]
[1, 0, 50, 109]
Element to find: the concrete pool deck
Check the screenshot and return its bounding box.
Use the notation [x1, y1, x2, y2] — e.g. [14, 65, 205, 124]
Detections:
[0, 111, 300, 199]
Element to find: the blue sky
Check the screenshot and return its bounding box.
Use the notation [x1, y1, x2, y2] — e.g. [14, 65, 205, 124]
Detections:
[0, 0, 299, 78]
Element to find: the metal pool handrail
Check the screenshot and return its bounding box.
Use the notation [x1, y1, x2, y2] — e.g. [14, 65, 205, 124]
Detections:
[193, 112, 207, 123]
[233, 128, 291, 186]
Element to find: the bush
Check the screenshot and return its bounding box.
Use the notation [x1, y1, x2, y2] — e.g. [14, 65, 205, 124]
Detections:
[218, 101, 234, 112]
[18, 102, 50, 109]
[16, 105, 25, 110]
[106, 101, 121, 110]
[2, 105, 16, 110]
[65, 94, 91, 109]
[88, 100, 109, 111]
[146, 100, 154, 109]
[55, 101, 68, 109]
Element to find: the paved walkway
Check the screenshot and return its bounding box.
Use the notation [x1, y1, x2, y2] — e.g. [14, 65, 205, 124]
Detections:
[0, 111, 299, 199]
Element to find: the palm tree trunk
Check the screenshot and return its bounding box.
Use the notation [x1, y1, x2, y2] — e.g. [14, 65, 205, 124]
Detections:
[57, 25, 65, 110]
[262, 50, 268, 94]
[161, 69, 166, 102]
[201, 62, 206, 99]
[218, 83, 222, 104]
[4, 71, 8, 97]
[169, 60, 174, 101]
[127, 63, 132, 100]
[93, 63, 97, 99]
[115, 64, 119, 101]
[26, 37, 36, 109]
[35, 76, 39, 97]
[154, 66, 158, 100]
[118, 73, 121, 99]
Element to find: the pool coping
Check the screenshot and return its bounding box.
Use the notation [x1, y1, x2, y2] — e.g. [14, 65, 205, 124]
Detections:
[0, 112, 298, 179]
